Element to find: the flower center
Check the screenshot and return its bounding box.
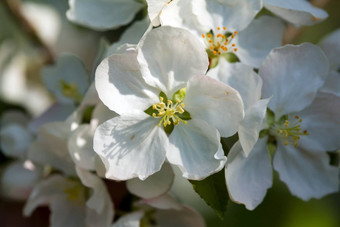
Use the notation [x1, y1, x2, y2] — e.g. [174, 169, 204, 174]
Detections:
[152, 96, 187, 127]
[202, 27, 238, 56]
[270, 115, 309, 147]
[59, 80, 82, 103]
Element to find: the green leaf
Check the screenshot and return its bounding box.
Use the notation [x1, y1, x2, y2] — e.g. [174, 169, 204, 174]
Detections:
[189, 169, 229, 219]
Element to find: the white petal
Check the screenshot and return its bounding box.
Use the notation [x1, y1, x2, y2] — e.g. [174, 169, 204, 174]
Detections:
[106, 18, 151, 56]
[93, 115, 168, 180]
[202, 0, 262, 31]
[207, 59, 262, 110]
[260, 43, 330, 118]
[137, 26, 208, 96]
[66, 0, 144, 31]
[160, 0, 204, 37]
[0, 160, 42, 201]
[320, 71, 340, 97]
[42, 54, 89, 105]
[28, 103, 75, 134]
[167, 119, 226, 180]
[76, 168, 114, 227]
[239, 98, 271, 157]
[154, 206, 205, 227]
[112, 211, 144, 227]
[68, 124, 97, 170]
[146, 0, 170, 26]
[0, 124, 33, 159]
[184, 75, 244, 137]
[235, 15, 285, 68]
[24, 175, 87, 227]
[92, 101, 118, 125]
[297, 92, 340, 151]
[138, 193, 182, 210]
[127, 162, 174, 199]
[28, 122, 76, 176]
[273, 140, 338, 200]
[319, 28, 340, 70]
[264, 0, 328, 26]
[225, 138, 272, 210]
[95, 48, 159, 115]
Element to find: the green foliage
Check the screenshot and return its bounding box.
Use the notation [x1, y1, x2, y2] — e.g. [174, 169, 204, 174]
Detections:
[189, 169, 229, 219]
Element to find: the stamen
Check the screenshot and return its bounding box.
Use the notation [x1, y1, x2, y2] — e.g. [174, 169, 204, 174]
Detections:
[152, 96, 188, 127]
[270, 117, 309, 148]
[201, 26, 239, 56]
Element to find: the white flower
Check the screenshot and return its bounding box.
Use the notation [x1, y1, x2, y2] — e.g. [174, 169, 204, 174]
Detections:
[159, 1, 284, 67]
[0, 111, 33, 159]
[0, 160, 43, 201]
[126, 162, 174, 199]
[42, 54, 90, 105]
[225, 43, 339, 210]
[94, 26, 244, 181]
[66, 0, 145, 31]
[207, 59, 270, 156]
[28, 121, 76, 176]
[319, 29, 340, 97]
[24, 168, 114, 227]
[263, 0, 328, 26]
[113, 194, 205, 227]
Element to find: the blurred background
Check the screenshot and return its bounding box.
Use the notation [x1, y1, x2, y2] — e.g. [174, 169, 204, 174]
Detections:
[0, 0, 339, 226]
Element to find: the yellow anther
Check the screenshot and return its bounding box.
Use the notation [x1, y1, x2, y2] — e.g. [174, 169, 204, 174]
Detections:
[202, 34, 205, 38]
[213, 51, 217, 55]
[209, 40, 213, 43]
[232, 44, 236, 47]
[152, 104, 157, 109]
[180, 103, 185, 108]
[284, 120, 289, 127]
[217, 27, 221, 30]
[210, 46, 214, 50]
[167, 100, 172, 104]
[160, 97, 164, 102]
[234, 31, 238, 34]
[177, 106, 184, 114]
[234, 48, 238, 52]
[152, 113, 156, 117]
[223, 26, 226, 30]
[207, 34, 212, 38]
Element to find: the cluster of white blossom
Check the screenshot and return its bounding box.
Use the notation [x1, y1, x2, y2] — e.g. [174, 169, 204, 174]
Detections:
[0, 0, 339, 226]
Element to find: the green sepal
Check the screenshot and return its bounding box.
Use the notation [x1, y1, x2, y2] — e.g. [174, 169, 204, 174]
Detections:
[81, 105, 95, 124]
[144, 91, 168, 116]
[163, 120, 174, 135]
[266, 108, 275, 127]
[222, 52, 239, 63]
[259, 129, 269, 138]
[172, 87, 186, 102]
[266, 140, 277, 157]
[189, 169, 229, 219]
[177, 110, 191, 121]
